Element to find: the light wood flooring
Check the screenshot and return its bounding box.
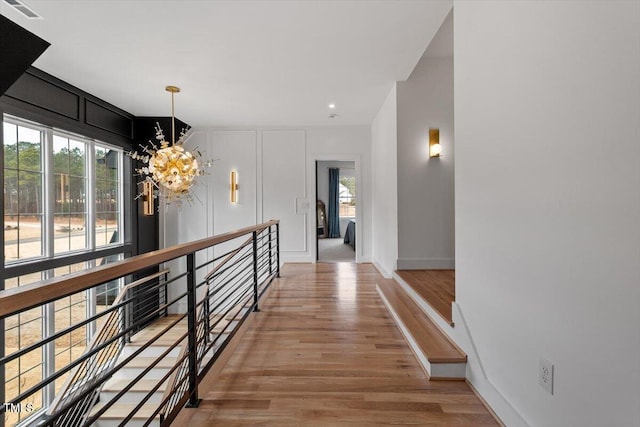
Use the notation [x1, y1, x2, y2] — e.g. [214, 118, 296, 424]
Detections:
[174, 263, 497, 426]
[396, 270, 455, 326]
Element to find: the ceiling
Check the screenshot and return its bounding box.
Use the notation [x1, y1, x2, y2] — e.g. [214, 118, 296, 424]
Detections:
[1, 0, 452, 128]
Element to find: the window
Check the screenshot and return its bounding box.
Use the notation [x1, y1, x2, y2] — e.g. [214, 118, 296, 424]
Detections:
[338, 169, 356, 218]
[3, 115, 126, 424]
[95, 146, 122, 247]
[3, 116, 124, 262]
[3, 121, 44, 261]
[53, 135, 87, 253]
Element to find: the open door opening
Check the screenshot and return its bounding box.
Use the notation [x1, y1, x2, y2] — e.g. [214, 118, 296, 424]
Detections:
[315, 161, 356, 263]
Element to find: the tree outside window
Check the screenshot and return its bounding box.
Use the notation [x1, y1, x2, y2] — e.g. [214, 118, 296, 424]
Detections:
[338, 172, 356, 217]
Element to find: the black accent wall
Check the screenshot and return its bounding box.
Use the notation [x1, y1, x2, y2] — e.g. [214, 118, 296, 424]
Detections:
[133, 117, 189, 255]
[2, 68, 135, 149]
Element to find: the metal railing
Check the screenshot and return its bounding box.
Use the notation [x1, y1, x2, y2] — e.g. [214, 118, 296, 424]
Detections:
[45, 269, 170, 427]
[0, 220, 280, 427]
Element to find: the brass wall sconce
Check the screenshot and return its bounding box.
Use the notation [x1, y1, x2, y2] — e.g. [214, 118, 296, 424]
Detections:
[230, 170, 238, 204]
[142, 181, 154, 215]
[429, 128, 442, 158]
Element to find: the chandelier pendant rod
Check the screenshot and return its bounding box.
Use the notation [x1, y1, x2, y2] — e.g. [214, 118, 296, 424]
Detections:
[166, 85, 180, 145]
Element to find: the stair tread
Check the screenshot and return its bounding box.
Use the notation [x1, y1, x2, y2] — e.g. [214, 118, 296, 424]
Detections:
[102, 378, 167, 392]
[120, 356, 177, 368]
[129, 315, 187, 345]
[377, 280, 466, 364]
[90, 402, 161, 419]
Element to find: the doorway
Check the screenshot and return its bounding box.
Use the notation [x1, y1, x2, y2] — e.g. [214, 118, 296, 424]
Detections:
[315, 161, 356, 262]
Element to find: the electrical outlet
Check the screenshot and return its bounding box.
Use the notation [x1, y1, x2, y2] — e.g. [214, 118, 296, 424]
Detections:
[539, 358, 554, 395]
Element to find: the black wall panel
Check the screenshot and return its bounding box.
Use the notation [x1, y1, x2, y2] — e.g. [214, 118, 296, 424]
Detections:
[5, 71, 80, 119]
[1, 68, 135, 148]
[85, 99, 133, 139]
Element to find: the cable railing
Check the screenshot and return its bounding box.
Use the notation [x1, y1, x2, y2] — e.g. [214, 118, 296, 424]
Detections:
[0, 220, 280, 427]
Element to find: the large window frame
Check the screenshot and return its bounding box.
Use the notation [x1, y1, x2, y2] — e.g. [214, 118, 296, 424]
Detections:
[2, 114, 129, 425]
[4, 115, 125, 265]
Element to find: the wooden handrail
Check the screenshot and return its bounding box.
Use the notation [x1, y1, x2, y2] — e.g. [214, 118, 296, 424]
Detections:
[0, 220, 279, 319]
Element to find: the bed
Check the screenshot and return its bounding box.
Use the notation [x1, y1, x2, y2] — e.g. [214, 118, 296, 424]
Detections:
[343, 219, 356, 250]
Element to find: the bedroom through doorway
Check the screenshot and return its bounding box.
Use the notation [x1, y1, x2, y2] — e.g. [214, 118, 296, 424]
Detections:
[316, 160, 356, 263]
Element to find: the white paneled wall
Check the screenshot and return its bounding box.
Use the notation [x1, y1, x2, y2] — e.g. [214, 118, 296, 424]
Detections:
[163, 126, 372, 264]
[207, 130, 257, 260]
[210, 131, 257, 232]
[262, 130, 307, 254]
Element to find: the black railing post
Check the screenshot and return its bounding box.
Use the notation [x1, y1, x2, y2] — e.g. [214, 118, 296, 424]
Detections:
[123, 288, 130, 344]
[276, 222, 281, 278]
[185, 253, 201, 408]
[252, 231, 260, 312]
[268, 225, 273, 276]
[204, 288, 210, 343]
[163, 271, 169, 317]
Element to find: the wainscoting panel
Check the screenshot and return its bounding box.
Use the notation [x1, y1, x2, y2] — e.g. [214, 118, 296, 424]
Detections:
[262, 130, 306, 253]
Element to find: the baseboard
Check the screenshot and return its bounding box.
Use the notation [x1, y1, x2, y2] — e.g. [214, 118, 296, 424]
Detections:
[280, 253, 314, 263]
[392, 272, 530, 427]
[372, 260, 392, 278]
[452, 303, 531, 427]
[396, 258, 455, 270]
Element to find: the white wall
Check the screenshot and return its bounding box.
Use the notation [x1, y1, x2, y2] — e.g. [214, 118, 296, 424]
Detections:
[371, 84, 398, 277]
[397, 11, 454, 270]
[262, 130, 307, 254]
[455, 1, 640, 426]
[161, 130, 211, 313]
[164, 126, 372, 264]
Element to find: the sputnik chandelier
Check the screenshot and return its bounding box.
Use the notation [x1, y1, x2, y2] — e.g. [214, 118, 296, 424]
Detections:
[129, 86, 208, 209]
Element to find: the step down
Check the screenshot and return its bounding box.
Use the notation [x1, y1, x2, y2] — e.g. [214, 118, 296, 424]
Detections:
[100, 378, 167, 404]
[120, 356, 176, 369]
[89, 402, 160, 427]
[376, 280, 466, 380]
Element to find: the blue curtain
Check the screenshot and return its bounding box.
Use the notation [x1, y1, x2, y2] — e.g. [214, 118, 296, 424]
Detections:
[327, 168, 341, 238]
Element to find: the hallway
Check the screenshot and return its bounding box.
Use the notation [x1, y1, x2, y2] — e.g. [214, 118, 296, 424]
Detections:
[176, 263, 499, 426]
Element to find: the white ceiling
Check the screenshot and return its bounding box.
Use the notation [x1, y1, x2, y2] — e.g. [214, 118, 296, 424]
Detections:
[1, 0, 452, 128]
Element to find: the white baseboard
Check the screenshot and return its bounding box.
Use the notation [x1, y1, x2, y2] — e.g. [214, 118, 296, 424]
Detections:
[396, 258, 455, 270]
[372, 260, 392, 278]
[280, 253, 314, 263]
[392, 272, 530, 427]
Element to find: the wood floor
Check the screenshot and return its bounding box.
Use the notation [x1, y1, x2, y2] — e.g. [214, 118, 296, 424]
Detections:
[396, 270, 455, 325]
[174, 263, 498, 426]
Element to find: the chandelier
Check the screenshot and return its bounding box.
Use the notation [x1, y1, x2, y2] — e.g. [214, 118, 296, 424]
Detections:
[129, 86, 207, 209]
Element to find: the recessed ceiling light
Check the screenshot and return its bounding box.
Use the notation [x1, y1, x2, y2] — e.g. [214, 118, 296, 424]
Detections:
[328, 103, 336, 109]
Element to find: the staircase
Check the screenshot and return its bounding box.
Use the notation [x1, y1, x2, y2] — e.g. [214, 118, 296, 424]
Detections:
[88, 306, 248, 427]
[377, 279, 467, 380]
[88, 316, 184, 427]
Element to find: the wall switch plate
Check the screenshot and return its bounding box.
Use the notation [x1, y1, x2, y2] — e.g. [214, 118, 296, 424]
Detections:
[539, 358, 554, 395]
[295, 197, 310, 215]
